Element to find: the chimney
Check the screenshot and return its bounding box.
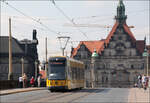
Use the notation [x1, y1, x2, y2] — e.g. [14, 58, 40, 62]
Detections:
[33, 29, 37, 40]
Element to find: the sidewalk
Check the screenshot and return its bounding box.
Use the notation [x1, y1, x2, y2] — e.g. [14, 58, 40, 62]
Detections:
[128, 88, 150, 103]
[0, 87, 46, 96]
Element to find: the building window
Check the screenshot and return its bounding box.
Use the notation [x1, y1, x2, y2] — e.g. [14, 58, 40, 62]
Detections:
[131, 65, 134, 69]
[106, 77, 108, 82]
[109, 51, 111, 56]
[142, 63, 144, 69]
[102, 76, 104, 83]
[118, 36, 122, 40]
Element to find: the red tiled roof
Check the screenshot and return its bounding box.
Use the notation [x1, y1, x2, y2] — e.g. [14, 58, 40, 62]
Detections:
[105, 22, 136, 46]
[39, 70, 46, 79]
[71, 40, 105, 57]
[71, 21, 144, 57]
[123, 23, 136, 43]
[105, 22, 119, 45]
[136, 40, 145, 54]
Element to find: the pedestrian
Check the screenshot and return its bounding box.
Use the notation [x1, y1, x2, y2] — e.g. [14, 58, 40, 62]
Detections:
[19, 76, 23, 88]
[137, 74, 142, 88]
[23, 73, 27, 88]
[37, 76, 41, 87]
[148, 76, 150, 88]
[145, 76, 149, 89]
[142, 74, 147, 90]
[30, 76, 35, 87]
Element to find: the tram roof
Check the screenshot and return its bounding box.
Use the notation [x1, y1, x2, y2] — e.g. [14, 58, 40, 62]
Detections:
[49, 56, 84, 64]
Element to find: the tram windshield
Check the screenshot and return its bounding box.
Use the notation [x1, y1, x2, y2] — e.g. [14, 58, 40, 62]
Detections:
[48, 58, 66, 80]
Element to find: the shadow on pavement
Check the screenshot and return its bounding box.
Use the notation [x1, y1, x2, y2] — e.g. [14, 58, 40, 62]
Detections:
[46, 88, 111, 93]
[77, 88, 111, 93]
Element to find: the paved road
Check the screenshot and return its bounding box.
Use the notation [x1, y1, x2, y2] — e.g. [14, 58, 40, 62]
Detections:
[0, 88, 130, 103]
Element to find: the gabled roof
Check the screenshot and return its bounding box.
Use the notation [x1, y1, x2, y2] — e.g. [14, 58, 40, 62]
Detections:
[105, 22, 136, 46]
[123, 23, 136, 43]
[0, 36, 24, 54]
[71, 21, 145, 58]
[105, 22, 119, 45]
[71, 40, 105, 57]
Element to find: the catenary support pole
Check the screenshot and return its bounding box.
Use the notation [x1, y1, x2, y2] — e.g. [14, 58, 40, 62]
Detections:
[8, 17, 13, 80]
[45, 37, 48, 78]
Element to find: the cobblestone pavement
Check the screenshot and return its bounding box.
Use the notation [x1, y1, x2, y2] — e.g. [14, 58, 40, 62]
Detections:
[128, 88, 150, 103]
[0, 87, 45, 95]
[0, 88, 149, 103]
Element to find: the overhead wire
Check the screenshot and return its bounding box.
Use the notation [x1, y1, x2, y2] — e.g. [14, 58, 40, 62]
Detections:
[11, 18, 46, 31]
[2, 0, 61, 36]
[51, 0, 89, 39]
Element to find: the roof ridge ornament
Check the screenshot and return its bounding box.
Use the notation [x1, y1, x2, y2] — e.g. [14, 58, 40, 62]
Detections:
[115, 0, 127, 24]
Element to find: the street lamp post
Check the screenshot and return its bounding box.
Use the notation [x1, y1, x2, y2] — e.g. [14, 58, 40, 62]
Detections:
[45, 37, 48, 79]
[8, 17, 13, 80]
[91, 49, 99, 88]
[35, 61, 38, 79]
[142, 48, 149, 76]
[21, 57, 24, 76]
[21, 57, 25, 88]
[146, 52, 149, 76]
[35, 61, 37, 79]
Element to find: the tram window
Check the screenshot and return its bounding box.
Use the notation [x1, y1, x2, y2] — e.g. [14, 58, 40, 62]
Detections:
[70, 68, 72, 80]
[71, 68, 74, 80]
[77, 68, 78, 80]
[80, 69, 81, 79]
[77, 68, 79, 80]
[81, 69, 82, 79]
[75, 68, 77, 80]
[74, 68, 76, 80]
[82, 69, 84, 79]
[82, 69, 83, 79]
[73, 68, 75, 80]
[79, 68, 80, 79]
[72, 68, 74, 80]
[78, 68, 80, 80]
[49, 65, 65, 80]
[81, 69, 83, 79]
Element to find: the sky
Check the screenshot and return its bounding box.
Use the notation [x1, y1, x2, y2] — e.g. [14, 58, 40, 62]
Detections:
[1, 0, 149, 62]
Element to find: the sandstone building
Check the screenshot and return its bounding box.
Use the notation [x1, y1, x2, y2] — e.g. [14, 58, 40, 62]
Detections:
[71, 0, 149, 87]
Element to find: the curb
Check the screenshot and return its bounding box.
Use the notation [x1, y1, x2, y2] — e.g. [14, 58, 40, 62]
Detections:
[0, 88, 46, 96]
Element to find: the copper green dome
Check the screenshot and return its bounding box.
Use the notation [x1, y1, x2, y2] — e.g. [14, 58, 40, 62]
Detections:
[142, 48, 149, 57]
[92, 49, 99, 58]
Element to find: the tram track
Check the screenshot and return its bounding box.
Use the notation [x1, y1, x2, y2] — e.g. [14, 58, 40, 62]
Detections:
[25, 89, 104, 103]
[24, 91, 60, 103]
[69, 89, 103, 103]
[48, 89, 101, 103]
[30, 90, 77, 102]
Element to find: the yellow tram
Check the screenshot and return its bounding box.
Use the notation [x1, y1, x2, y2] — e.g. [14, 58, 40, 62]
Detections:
[46, 56, 85, 91]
